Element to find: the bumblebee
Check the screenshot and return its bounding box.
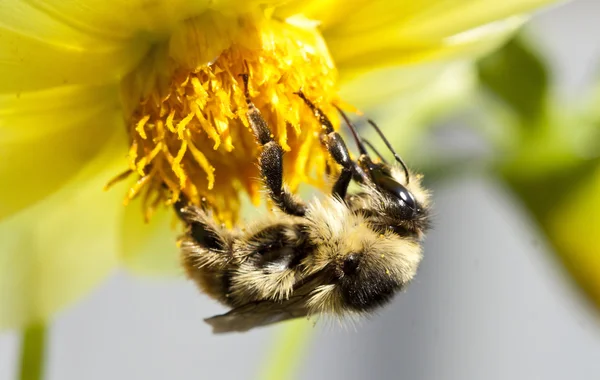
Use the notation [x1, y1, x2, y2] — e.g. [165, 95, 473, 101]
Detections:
[176, 74, 430, 333]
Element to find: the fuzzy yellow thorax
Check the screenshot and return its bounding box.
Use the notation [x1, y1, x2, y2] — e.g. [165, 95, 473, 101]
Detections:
[117, 12, 340, 224]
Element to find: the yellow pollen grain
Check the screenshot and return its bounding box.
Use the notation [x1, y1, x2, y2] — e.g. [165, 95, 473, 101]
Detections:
[135, 115, 150, 140]
[166, 110, 176, 133]
[126, 174, 152, 205]
[173, 140, 189, 188]
[128, 141, 139, 171]
[119, 15, 340, 223]
[176, 113, 194, 140]
[136, 143, 162, 176]
[187, 136, 215, 190]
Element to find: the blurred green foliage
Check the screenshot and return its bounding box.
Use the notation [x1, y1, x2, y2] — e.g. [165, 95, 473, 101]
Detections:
[478, 34, 600, 311]
[479, 36, 548, 123]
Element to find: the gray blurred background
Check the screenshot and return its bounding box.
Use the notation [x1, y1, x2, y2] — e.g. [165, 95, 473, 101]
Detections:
[2, 0, 600, 379]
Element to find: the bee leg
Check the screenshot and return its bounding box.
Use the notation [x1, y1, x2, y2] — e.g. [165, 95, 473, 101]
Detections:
[240, 74, 307, 217]
[173, 195, 238, 305]
[174, 195, 232, 267]
[295, 91, 355, 200]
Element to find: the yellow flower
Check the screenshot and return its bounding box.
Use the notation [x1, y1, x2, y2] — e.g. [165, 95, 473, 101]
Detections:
[0, 0, 554, 329]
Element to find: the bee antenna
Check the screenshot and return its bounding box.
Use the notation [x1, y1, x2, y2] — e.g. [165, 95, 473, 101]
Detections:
[366, 119, 410, 183]
[333, 104, 369, 157]
[361, 138, 388, 164]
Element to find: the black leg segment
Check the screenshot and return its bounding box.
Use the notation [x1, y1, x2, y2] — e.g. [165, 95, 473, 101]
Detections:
[296, 91, 359, 200]
[241, 74, 307, 217]
[174, 194, 225, 250]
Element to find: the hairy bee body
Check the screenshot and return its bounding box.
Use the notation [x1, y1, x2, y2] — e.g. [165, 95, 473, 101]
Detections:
[177, 75, 430, 333]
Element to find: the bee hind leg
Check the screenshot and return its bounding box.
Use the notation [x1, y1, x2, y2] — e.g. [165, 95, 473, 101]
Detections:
[173, 195, 238, 305]
[175, 196, 233, 269]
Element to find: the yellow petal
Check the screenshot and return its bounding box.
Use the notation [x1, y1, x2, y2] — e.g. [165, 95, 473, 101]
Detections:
[0, 0, 213, 93]
[331, 16, 527, 82]
[273, 0, 348, 29]
[0, 0, 206, 39]
[0, 84, 125, 220]
[277, 0, 555, 81]
[339, 61, 475, 109]
[277, 0, 555, 33]
[0, 130, 127, 330]
[347, 62, 476, 154]
[0, 17, 144, 93]
[211, 0, 287, 14]
[119, 199, 181, 276]
[19, 0, 212, 35]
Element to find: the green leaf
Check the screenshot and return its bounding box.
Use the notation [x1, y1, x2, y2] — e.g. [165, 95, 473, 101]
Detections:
[478, 34, 549, 122]
[503, 156, 600, 310]
[258, 319, 313, 380]
[20, 324, 46, 380]
[499, 105, 600, 311]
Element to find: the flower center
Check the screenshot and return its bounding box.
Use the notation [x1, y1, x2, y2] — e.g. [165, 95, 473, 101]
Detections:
[118, 12, 340, 224]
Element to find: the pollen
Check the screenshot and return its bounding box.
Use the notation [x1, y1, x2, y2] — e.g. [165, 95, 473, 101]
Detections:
[118, 13, 340, 224]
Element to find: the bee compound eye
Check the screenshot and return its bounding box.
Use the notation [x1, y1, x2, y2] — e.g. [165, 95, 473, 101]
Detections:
[370, 168, 418, 218]
[398, 187, 418, 216]
[342, 253, 360, 276]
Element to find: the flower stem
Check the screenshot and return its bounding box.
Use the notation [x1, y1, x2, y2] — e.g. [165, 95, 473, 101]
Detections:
[259, 320, 314, 380]
[19, 324, 46, 380]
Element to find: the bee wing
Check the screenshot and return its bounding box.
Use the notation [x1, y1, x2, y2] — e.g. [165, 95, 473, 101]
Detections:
[204, 295, 311, 333]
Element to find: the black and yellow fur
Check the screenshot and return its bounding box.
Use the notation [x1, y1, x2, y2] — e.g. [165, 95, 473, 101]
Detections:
[178, 74, 430, 333]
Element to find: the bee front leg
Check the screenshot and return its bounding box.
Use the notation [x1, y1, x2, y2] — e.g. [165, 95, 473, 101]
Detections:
[295, 91, 355, 200]
[240, 74, 307, 217]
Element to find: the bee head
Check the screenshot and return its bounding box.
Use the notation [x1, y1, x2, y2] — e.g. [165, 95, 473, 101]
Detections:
[305, 199, 424, 315]
[333, 109, 426, 224]
[333, 239, 421, 312]
[358, 155, 421, 220]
